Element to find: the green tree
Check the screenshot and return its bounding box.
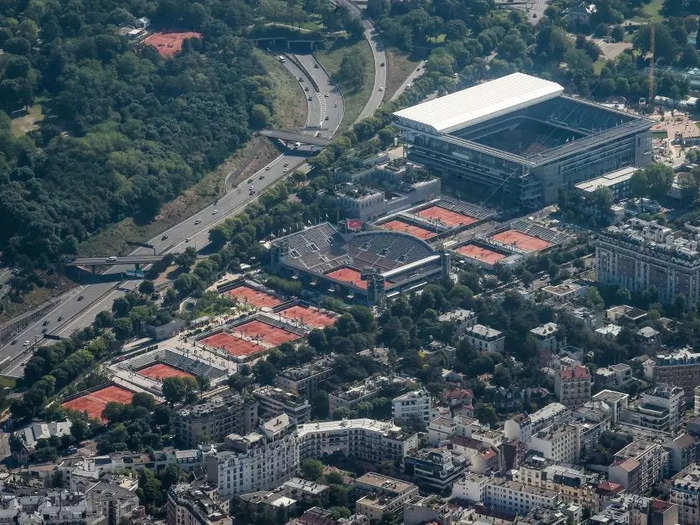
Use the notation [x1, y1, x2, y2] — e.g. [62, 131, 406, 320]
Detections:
[301, 458, 324, 480]
[162, 377, 187, 404]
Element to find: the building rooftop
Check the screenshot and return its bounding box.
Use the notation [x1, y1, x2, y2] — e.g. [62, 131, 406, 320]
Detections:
[655, 347, 700, 366]
[593, 389, 629, 404]
[560, 365, 590, 380]
[466, 324, 503, 340]
[356, 472, 417, 495]
[575, 166, 638, 193]
[297, 418, 409, 438]
[530, 322, 559, 337]
[393, 73, 564, 134]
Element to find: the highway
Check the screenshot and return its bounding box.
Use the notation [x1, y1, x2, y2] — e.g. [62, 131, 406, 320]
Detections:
[0, 52, 344, 378]
[65, 255, 167, 267]
[390, 60, 425, 102]
[336, 0, 387, 123]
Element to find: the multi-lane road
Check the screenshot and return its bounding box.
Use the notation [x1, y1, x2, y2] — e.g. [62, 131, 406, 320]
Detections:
[0, 53, 344, 377]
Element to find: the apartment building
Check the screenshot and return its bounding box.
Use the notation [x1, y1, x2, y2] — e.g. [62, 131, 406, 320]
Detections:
[504, 403, 571, 444]
[204, 414, 299, 499]
[511, 457, 599, 511]
[166, 482, 231, 525]
[463, 324, 505, 353]
[392, 388, 433, 426]
[530, 323, 565, 354]
[328, 375, 414, 417]
[174, 391, 258, 447]
[670, 463, 700, 525]
[452, 473, 560, 516]
[438, 309, 477, 336]
[594, 363, 633, 390]
[608, 439, 669, 494]
[404, 448, 468, 494]
[595, 218, 700, 306]
[275, 357, 334, 398]
[297, 418, 418, 465]
[529, 424, 580, 464]
[654, 347, 700, 401]
[253, 385, 311, 424]
[592, 390, 629, 425]
[554, 365, 591, 408]
[620, 384, 684, 433]
[354, 473, 419, 522]
[572, 401, 612, 454]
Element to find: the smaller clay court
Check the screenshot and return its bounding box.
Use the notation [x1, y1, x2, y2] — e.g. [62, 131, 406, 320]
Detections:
[138, 363, 193, 381]
[380, 219, 436, 240]
[62, 385, 135, 422]
[416, 205, 478, 228]
[325, 267, 368, 289]
[490, 230, 552, 253]
[144, 32, 202, 58]
[225, 286, 282, 308]
[280, 305, 337, 328]
[201, 332, 266, 358]
[457, 244, 507, 265]
[234, 320, 300, 346]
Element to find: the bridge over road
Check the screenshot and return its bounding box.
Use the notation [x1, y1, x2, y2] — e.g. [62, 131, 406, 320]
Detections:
[64, 255, 168, 268]
[259, 129, 330, 146]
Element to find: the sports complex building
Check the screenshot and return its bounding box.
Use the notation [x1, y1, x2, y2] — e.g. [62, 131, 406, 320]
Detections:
[270, 222, 451, 305]
[393, 73, 653, 209]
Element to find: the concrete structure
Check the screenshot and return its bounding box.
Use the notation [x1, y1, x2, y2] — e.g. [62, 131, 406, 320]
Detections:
[404, 448, 468, 494]
[592, 390, 629, 425]
[167, 482, 231, 525]
[329, 375, 414, 417]
[670, 463, 700, 525]
[608, 439, 669, 494]
[530, 322, 564, 354]
[394, 73, 652, 209]
[696, 385, 700, 416]
[606, 304, 647, 323]
[452, 473, 560, 516]
[174, 391, 258, 447]
[654, 347, 700, 401]
[504, 403, 570, 444]
[620, 384, 684, 433]
[574, 166, 638, 200]
[354, 473, 419, 521]
[463, 324, 505, 353]
[204, 414, 299, 499]
[529, 424, 581, 463]
[554, 365, 591, 408]
[13, 420, 72, 463]
[596, 218, 700, 306]
[594, 363, 633, 390]
[392, 388, 433, 426]
[276, 357, 334, 398]
[252, 385, 311, 425]
[438, 309, 477, 336]
[297, 418, 418, 465]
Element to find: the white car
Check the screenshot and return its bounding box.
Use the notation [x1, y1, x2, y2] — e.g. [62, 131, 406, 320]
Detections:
[194, 219, 201, 225]
[212, 209, 218, 215]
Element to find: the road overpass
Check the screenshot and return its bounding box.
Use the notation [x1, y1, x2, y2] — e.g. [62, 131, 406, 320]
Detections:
[65, 255, 168, 267]
[259, 129, 331, 146]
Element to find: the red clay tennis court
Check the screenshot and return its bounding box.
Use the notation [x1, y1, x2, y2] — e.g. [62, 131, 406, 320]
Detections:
[416, 206, 478, 228]
[138, 363, 193, 381]
[225, 286, 282, 308]
[144, 32, 202, 58]
[380, 219, 437, 240]
[201, 332, 266, 358]
[280, 305, 337, 328]
[325, 267, 368, 289]
[457, 244, 507, 265]
[62, 385, 135, 422]
[490, 230, 552, 252]
[234, 320, 300, 346]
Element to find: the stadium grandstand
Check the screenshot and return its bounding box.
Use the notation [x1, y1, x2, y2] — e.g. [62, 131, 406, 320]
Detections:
[270, 222, 451, 304]
[393, 73, 653, 209]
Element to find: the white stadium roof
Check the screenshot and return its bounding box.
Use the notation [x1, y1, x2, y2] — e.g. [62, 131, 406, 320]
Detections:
[393, 73, 564, 134]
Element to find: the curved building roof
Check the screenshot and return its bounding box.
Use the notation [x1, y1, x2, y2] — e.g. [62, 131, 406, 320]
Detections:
[393, 73, 564, 134]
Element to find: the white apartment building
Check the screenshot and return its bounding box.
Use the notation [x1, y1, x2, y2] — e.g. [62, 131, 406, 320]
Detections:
[452, 473, 559, 516]
[620, 384, 684, 433]
[512, 459, 598, 511]
[529, 424, 580, 464]
[296, 418, 418, 465]
[438, 309, 477, 335]
[392, 389, 433, 426]
[204, 415, 299, 499]
[670, 463, 700, 525]
[463, 324, 505, 353]
[608, 439, 669, 495]
[529, 322, 564, 354]
[504, 403, 570, 444]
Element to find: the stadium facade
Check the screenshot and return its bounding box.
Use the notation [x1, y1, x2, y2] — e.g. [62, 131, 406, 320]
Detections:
[393, 73, 653, 209]
[270, 222, 451, 305]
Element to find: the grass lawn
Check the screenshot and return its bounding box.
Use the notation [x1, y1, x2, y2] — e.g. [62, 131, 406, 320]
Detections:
[10, 104, 44, 137]
[0, 271, 76, 324]
[255, 49, 308, 129]
[385, 49, 420, 101]
[315, 38, 374, 129]
[593, 57, 606, 75]
[0, 376, 16, 390]
[78, 136, 280, 257]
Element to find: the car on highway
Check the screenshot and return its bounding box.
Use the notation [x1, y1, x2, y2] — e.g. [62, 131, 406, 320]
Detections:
[380, 62, 385, 67]
[161, 234, 168, 240]
[42, 320, 48, 326]
[283, 168, 288, 172]
[324, 93, 329, 97]
[185, 237, 191, 243]
[57, 316, 62, 321]
[212, 209, 218, 215]
[265, 166, 271, 171]
[106, 256, 117, 262]
[23, 341, 30, 346]
[77, 295, 83, 301]
[325, 116, 329, 120]
[378, 86, 383, 91]
[308, 96, 312, 101]
[284, 162, 289, 167]
[259, 175, 264, 180]
[194, 219, 201, 225]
